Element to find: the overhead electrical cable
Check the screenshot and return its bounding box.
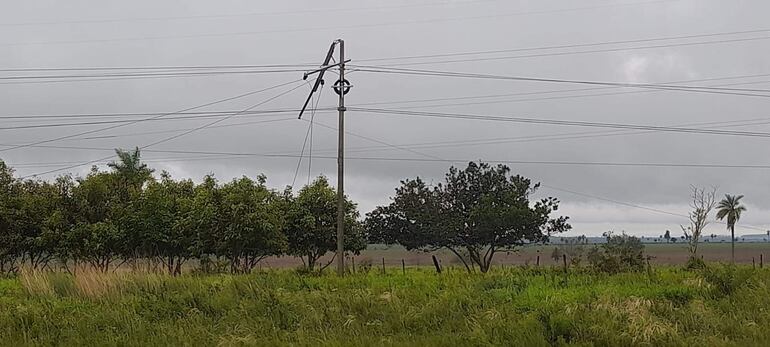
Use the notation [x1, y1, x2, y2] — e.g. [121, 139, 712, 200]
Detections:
[1, 0, 503, 27]
[355, 28, 770, 63]
[20, 80, 307, 178]
[0, 0, 688, 47]
[351, 108, 770, 139]
[0, 79, 302, 154]
[352, 66, 770, 97]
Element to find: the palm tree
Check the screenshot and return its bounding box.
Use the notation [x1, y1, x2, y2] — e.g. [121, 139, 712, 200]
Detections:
[108, 147, 154, 189]
[715, 194, 747, 264]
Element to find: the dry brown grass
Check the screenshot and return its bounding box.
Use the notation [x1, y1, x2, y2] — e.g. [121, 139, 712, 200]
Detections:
[19, 268, 54, 296]
[18, 265, 169, 299]
[71, 267, 123, 298]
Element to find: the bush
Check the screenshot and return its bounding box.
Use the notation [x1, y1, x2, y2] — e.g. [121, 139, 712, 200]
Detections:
[660, 287, 695, 306]
[587, 232, 646, 274]
[685, 256, 707, 270]
[702, 264, 753, 297]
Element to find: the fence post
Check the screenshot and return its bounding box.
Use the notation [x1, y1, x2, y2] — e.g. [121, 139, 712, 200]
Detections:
[536, 255, 540, 267]
[432, 255, 442, 273]
[761, 254, 764, 269]
[352, 257, 356, 273]
[753, 257, 756, 269]
[562, 254, 568, 286]
[382, 258, 386, 275]
[402, 259, 406, 275]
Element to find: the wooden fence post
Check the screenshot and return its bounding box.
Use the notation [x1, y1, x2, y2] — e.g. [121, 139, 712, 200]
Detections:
[382, 258, 386, 275]
[432, 255, 442, 274]
[753, 257, 756, 269]
[761, 254, 764, 269]
[562, 254, 568, 286]
[402, 259, 406, 275]
[536, 255, 540, 267]
[352, 257, 356, 273]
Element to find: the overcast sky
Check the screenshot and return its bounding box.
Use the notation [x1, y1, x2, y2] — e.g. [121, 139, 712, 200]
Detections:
[2, 0, 769, 237]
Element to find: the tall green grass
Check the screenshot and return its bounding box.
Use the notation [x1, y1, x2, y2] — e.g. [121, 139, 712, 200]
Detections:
[1, 265, 769, 346]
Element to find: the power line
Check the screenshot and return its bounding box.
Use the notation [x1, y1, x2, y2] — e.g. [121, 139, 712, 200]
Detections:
[356, 29, 770, 65]
[0, 108, 335, 120]
[0, 112, 307, 130]
[0, 69, 307, 80]
[0, 79, 302, 154]
[0, 64, 317, 73]
[352, 66, 770, 97]
[307, 84, 324, 186]
[352, 108, 770, 139]
[0, 0, 682, 47]
[6, 112, 770, 166]
[306, 117, 770, 156]
[0, 0, 502, 27]
[4, 72, 768, 122]
[20, 80, 307, 179]
[348, 74, 770, 109]
[298, 119, 770, 232]
[0, 69, 312, 85]
[292, 83, 324, 188]
[8, 26, 767, 72]
[9, 148, 766, 230]
[10, 152, 770, 171]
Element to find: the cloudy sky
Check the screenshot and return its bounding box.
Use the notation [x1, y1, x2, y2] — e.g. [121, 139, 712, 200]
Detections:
[2, 0, 769, 237]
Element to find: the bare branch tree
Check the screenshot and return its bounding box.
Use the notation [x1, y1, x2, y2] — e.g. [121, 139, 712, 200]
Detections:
[680, 185, 717, 257]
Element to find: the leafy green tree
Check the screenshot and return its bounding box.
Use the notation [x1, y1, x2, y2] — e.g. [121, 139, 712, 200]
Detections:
[215, 176, 287, 273]
[134, 172, 197, 275]
[15, 178, 74, 270]
[367, 161, 570, 273]
[0, 161, 21, 273]
[286, 177, 365, 272]
[70, 169, 127, 271]
[70, 221, 124, 272]
[715, 194, 747, 264]
[104, 149, 153, 263]
[587, 231, 646, 274]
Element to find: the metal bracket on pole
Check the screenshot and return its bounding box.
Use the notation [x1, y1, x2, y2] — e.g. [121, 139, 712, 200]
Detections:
[297, 42, 338, 119]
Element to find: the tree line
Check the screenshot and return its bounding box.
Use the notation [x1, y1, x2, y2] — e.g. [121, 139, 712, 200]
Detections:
[0, 149, 570, 275]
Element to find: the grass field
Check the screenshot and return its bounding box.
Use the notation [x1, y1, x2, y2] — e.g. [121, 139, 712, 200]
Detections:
[2, 264, 770, 346]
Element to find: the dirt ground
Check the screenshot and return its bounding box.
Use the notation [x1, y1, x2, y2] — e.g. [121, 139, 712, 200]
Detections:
[257, 243, 770, 269]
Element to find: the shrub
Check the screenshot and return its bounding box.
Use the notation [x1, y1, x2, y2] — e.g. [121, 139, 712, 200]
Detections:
[701, 264, 753, 297]
[660, 287, 695, 306]
[685, 256, 707, 270]
[587, 232, 646, 274]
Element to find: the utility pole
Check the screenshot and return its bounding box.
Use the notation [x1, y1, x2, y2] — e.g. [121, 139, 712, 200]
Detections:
[298, 39, 351, 276]
[335, 39, 346, 276]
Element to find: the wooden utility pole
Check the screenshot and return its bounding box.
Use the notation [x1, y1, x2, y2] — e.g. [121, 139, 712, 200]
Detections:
[298, 39, 351, 276]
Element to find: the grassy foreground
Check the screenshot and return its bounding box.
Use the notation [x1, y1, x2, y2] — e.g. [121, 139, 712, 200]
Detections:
[2, 266, 770, 346]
